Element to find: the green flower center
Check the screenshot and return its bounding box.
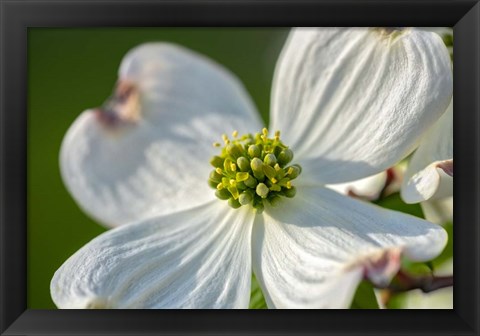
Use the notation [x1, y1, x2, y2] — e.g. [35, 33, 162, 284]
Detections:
[208, 128, 302, 214]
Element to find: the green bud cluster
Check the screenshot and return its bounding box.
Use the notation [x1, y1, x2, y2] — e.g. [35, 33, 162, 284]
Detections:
[208, 128, 302, 213]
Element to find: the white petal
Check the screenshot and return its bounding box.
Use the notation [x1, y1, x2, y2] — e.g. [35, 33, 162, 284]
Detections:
[326, 171, 387, 200]
[419, 27, 453, 36]
[401, 100, 453, 203]
[270, 28, 452, 184]
[418, 27, 453, 41]
[50, 201, 254, 309]
[252, 186, 447, 309]
[61, 43, 262, 227]
[419, 27, 453, 58]
[421, 197, 453, 225]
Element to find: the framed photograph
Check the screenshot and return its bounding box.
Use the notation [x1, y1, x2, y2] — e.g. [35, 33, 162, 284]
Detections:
[1, 0, 478, 335]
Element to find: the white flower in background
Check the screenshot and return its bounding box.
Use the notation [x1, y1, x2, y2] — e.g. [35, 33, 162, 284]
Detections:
[326, 163, 407, 201]
[421, 196, 453, 224]
[52, 28, 452, 309]
[401, 95, 453, 223]
[327, 172, 388, 201]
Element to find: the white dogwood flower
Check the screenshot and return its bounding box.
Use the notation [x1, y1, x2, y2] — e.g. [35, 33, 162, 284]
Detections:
[327, 172, 388, 201]
[52, 28, 452, 309]
[421, 197, 453, 224]
[401, 99, 453, 214]
[327, 162, 408, 202]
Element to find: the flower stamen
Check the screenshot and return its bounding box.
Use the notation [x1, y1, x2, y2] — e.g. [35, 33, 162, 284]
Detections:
[208, 130, 302, 213]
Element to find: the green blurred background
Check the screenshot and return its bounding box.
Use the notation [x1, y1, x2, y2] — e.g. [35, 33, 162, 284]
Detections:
[28, 28, 289, 308]
[28, 28, 452, 309]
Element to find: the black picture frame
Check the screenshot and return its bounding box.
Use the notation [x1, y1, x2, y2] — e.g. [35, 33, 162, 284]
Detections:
[1, 0, 478, 335]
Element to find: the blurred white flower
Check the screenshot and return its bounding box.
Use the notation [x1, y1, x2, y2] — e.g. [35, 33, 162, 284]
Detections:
[52, 28, 452, 309]
[421, 197, 453, 224]
[327, 172, 388, 201]
[401, 99, 453, 205]
[326, 163, 407, 201]
[400, 97, 453, 226]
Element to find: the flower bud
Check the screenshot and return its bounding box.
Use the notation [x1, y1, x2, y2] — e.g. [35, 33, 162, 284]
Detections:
[248, 145, 261, 158]
[236, 156, 250, 172]
[228, 198, 241, 209]
[264, 153, 277, 166]
[239, 190, 254, 205]
[215, 188, 231, 200]
[278, 149, 293, 166]
[284, 186, 297, 198]
[256, 183, 269, 199]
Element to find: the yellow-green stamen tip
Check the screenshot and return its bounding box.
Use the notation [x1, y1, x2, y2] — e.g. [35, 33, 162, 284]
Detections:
[256, 183, 269, 198]
[209, 129, 302, 212]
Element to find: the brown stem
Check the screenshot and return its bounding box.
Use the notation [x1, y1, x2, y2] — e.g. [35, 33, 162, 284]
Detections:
[421, 275, 454, 293]
[381, 270, 453, 294]
[376, 271, 453, 307]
